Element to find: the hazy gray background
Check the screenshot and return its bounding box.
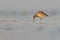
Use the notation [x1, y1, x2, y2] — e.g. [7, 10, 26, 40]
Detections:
[0, 0, 60, 40]
[0, 0, 60, 9]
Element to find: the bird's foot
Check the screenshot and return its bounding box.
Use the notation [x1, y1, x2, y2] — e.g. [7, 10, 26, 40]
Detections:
[40, 22, 43, 24]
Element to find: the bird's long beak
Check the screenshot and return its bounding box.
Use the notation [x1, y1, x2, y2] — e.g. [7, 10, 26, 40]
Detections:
[33, 19, 34, 22]
[33, 18, 35, 22]
[48, 16, 49, 17]
[46, 15, 49, 17]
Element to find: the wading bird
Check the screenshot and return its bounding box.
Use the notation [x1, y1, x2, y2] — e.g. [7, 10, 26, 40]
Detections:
[33, 11, 49, 24]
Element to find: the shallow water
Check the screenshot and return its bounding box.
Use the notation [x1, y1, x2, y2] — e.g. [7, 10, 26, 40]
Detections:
[0, 14, 60, 40]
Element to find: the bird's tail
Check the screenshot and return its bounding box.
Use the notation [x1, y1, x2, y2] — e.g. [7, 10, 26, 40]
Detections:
[46, 14, 49, 17]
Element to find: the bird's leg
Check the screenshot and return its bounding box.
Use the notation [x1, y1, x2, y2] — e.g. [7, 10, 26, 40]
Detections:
[40, 18, 43, 24]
